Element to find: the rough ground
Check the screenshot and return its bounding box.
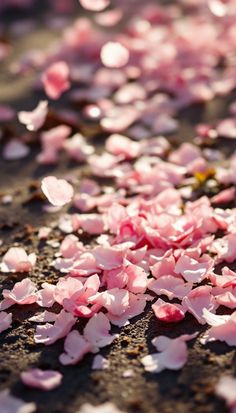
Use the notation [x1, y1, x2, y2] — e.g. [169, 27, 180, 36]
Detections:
[0, 2, 235, 413]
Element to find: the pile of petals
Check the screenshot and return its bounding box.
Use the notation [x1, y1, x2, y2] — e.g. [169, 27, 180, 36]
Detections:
[3, 1, 236, 412]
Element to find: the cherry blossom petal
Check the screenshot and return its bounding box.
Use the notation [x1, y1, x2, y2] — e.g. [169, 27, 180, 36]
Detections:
[215, 376, 236, 407]
[0, 247, 36, 273]
[92, 355, 109, 370]
[182, 286, 218, 324]
[0, 312, 12, 333]
[83, 312, 117, 350]
[1, 278, 37, 309]
[79, 0, 110, 12]
[42, 61, 70, 100]
[41, 176, 74, 206]
[76, 403, 125, 413]
[59, 330, 91, 365]
[141, 333, 197, 373]
[18, 100, 48, 131]
[34, 310, 76, 345]
[152, 298, 185, 323]
[21, 369, 62, 391]
[101, 42, 129, 69]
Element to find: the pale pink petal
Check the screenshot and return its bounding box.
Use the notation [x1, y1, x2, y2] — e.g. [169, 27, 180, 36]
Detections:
[175, 255, 212, 283]
[29, 311, 58, 323]
[37, 283, 56, 307]
[41, 176, 74, 206]
[0, 247, 36, 273]
[79, 0, 110, 11]
[152, 298, 185, 323]
[101, 42, 129, 69]
[59, 330, 91, 365]
[21, 368, 62, 391]
[42, 61, 70, 100]
[89, 288, 129, 316]
[141, 334, 197, 373]
[92, 246, 125, 270]
[83, 312, 117, 350]
[106, 134, 141, 159]
[76, 403, 125, 413]
[0, 390, 36, 413]
[0, 312, 12, 333]
[34, 310, 76, 345]
[3, 139, 30, 161]
[211, 187, 235, 205]
[2, 278, 37, 308]
[182, 286, 218, 324]
[92, 355, 109, 370]
[215, 376, 236, 407]
[148, 276, 193, 300]
[18, 101, 48, 131]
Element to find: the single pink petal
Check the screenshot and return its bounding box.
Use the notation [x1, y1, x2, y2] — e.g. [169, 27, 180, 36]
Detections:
[21, 368, 62, 391]
[41, 176, 74, 206]
[42, 61, 70, 100]
[100, 42, 129, 69]
[18, 101, 48, 131]
[149, 276, 193, 300]
[37, 283, 56, 308]
[211, 187, 235, 205]
[0, 247, 36, 273]
[182, 286, 218, 324]
[83, 312, 116, 349]
[0, 390, 36, 413]
[60, 330, 91, 365]
[152, 298, 185, 323]
[215, 376, 236, 407]
[202, 309, 236, 346]
[79, 0, 110, 11]
[0, 312, 12, 333]
[29, 311, 58, 323]
[89, 288, 129, 316]
[76, 403, 125, 413]
[106, 134, 141, 159]
[92, 355, 109, 370]
[34, 310, 76, 345]
[174, 255, 212, 283]
[2, 278, 37, 307]
[3, 139, 29, 161]
[141, 333, 197, 373]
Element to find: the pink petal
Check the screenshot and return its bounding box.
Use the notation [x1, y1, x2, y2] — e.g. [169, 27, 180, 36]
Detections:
[92, 355, 109, 370]
[0, 247, 36, 273]
[152, 298, 185, 323]
[34, 310, 76, 345]
[215, 376, 236, 407]
[42, 61, 70, 100]
[76, 403, 125, 413]
[100, 42, 129, 69]
[41, 176, 74, 206]
[0, 390, 36, 413]
[141, 334, 197, 373]
[3, 139, 29, 160]
[79, 0, 110, 11]
[83, 312, 116, 349]
[0, 312, 12, 333]
[182, 286, 218, 324]
[148, 276, 193, 300]
[21, 368, 62, 391]
[18, 100, 48, 131]
[2, 278, 37, 308]
[211, 187, 236, 205]
[59, 330, 91, 365]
